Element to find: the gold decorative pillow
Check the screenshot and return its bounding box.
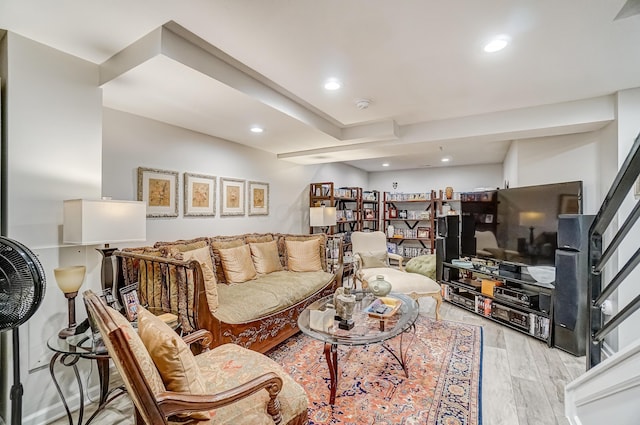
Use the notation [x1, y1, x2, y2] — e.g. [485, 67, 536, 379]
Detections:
[285, 238, 322, 272]
[175, 246, 219, 312]
[218, 244, 257, 283]
[249, 241, 283, 274]
[137, 307, 209, 420]
[210, 238, 245, 284]
[359, 251, 389, 269]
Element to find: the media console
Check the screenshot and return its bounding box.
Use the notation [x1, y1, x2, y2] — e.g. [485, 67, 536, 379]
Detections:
[440, 260, 554, 346]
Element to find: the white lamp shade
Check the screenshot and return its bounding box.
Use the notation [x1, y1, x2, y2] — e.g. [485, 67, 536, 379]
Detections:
[310, 206, 337, 227]
[54, 266, 86, 293]
[63, 199, 146, 245]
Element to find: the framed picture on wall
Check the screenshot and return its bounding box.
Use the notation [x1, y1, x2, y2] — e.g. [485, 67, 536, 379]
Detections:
[248, 181, 269, 216]
[220, 177, 245, 216]
[184, 173, 216, 217]
[137, 167, 179, 217]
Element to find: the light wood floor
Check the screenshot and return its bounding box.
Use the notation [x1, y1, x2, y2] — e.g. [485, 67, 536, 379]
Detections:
[47, 300, 586, 425]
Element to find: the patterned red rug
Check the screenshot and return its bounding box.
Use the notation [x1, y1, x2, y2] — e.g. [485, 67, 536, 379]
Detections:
[267, 315, 482, 425]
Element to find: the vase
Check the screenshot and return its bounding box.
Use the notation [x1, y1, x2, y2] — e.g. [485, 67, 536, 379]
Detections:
[445, 186, 454, 200]
[370, 275, 392, 297]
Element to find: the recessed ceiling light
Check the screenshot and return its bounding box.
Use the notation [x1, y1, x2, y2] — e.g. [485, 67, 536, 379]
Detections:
[382, 163, 390, 167]
[484, 36, 510, 53]
[250, 126, 264, 133]
[441, 156, 452, 163]
[324, 78, 342, 91]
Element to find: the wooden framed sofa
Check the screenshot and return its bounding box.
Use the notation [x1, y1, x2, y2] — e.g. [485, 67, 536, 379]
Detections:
[115, 233, 342, 354]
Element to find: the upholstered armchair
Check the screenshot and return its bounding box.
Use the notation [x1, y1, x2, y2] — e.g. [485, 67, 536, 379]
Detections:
[351, 231, 442, 320]
[83, 290, 308, 425]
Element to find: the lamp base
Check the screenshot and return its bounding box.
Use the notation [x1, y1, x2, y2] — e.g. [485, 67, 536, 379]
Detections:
[58, 326, 77, 339]
[59, 290, 79, 339]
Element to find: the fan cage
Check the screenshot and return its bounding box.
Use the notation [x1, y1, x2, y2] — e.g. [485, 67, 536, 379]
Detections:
[0, 237, 46, 331]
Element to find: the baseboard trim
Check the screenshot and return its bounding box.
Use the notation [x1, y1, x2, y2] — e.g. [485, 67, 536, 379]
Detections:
[22, 383, 101, 425]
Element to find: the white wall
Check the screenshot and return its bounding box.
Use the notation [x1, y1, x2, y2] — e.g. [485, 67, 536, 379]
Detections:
[2, 33, 105, 425]
[615, 88, 640, 349]
[511, 132, 606, 214]
[368, 163, 503, 196]
[102, 108, 368, 245]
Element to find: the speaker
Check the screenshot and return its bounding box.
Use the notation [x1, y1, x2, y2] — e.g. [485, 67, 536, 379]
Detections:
[558, 214, 593, 251]
[435, 238, 444, 281]
[439, 236, 460, 262]
[437, 215, 460, 237]
[553, 214, 595, 356]
[461, 215, 475, 237]
[460, 234, 476, 257]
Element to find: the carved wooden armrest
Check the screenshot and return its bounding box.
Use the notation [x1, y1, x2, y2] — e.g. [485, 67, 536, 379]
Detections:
[182, 329, 213, 351]
[157, 372, 284, 424]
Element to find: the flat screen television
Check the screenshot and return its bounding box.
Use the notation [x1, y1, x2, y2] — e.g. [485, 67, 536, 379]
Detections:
[460, 181, 583, 266]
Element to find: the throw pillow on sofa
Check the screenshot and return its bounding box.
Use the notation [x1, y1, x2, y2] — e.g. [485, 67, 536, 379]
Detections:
[173, 246, 219, 312]
[249, 240, 283, 274]
[218, 244, 258, 283]
[285, 238, 322, 272]
[210, 238, 246, 284]
[137, 307, 210, 420]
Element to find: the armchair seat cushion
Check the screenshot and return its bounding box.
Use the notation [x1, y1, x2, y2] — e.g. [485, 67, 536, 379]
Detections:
[191, 343, 308, 425]
[360, 267, 441, 294]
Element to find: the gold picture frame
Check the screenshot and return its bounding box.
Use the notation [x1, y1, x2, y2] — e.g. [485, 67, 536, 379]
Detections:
[137, 167, 179, 217]
[220, 177, 245, 216]
[184, 173, 216, 217]
[248, 181, 269, 216]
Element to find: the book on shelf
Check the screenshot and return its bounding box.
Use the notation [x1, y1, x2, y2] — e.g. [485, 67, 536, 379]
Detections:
[386, 242, 397, 254]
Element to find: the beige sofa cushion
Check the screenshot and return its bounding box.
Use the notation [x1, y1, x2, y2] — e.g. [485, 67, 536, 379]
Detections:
[137, 307, 209, 420]
[210, 237, 246, 284]
[277, 234, 327, 271]
[218, 244, 257, 283]
[174, 246, 219, 312]
[214, 270, 333, 324]
[285, 239, 322, 272]
[249, 241, 283, 274]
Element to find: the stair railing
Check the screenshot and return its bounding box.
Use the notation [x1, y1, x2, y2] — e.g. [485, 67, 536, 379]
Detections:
[588, 131, 640, 368]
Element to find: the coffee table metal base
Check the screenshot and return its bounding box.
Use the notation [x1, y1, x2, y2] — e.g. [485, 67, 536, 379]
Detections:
[322, 324, 416, 405]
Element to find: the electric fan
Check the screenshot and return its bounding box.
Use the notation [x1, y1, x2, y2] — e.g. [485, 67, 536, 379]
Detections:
[0, 236, 46, 425]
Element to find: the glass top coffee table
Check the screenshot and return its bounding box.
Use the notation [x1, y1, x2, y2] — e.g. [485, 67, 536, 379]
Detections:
[298, 291, 419, 404]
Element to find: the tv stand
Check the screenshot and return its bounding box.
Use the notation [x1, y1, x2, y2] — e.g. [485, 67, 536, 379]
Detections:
[440, 258, 554, 346]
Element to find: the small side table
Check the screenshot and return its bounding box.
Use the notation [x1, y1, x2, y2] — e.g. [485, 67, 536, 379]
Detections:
[47, 331, 125, 425]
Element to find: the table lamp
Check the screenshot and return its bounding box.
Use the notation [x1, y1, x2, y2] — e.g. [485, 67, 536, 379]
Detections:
[310, 205, 337, 233]
[63, 199, 146, 296]
[54, 266, 86, 338]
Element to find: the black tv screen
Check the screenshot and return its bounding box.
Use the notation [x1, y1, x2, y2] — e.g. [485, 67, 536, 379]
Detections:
[460, 181, 583, 266]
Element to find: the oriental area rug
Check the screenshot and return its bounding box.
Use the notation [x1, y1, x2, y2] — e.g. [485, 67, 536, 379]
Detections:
[266, 315, 483, 425]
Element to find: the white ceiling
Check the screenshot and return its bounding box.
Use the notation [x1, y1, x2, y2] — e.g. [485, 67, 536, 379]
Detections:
[1, 0, 639, 172]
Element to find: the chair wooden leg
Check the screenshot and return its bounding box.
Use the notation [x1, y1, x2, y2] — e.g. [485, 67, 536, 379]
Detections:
[432, 292, 443, 321]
